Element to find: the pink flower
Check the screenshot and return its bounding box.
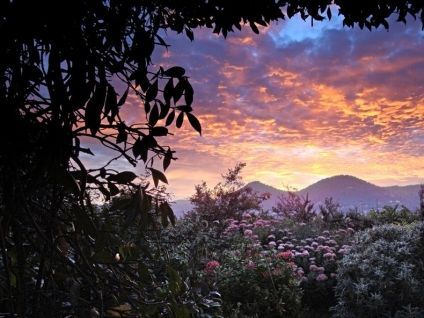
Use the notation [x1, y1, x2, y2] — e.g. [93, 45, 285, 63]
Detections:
[316, 273, 328, 281]
[244, 229, 253, 236]
[268, 241, 277, 247]
[324, 252, 336, 260]
[246, 260, 256, 269]
[277, 251, 293, 260]
[204, 260, 220, 273]
[309, 264, 319, 272]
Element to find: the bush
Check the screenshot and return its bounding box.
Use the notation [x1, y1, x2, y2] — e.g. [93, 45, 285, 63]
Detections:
[332, 222, 424, 318]
[214, 248, 302, 317]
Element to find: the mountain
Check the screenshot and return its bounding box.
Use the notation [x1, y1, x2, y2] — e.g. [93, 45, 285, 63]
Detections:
[171, 175, 422, 217]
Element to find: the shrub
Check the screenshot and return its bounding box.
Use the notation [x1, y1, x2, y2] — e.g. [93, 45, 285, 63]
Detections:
[215, 248, 302, 317]
[332, 222, 424, 318]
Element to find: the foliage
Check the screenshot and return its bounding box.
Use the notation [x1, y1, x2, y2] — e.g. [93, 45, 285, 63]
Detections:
[189, 163, 270, 225]
[215, 246, 302, 318]
[272, 191, 316, 223]
[332, 222, 424, 318]
[368, 205, 421, 226]
[2, 0, 424, 315]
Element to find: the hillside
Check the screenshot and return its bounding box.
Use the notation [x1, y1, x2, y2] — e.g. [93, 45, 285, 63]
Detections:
[171, 175, 422, 217]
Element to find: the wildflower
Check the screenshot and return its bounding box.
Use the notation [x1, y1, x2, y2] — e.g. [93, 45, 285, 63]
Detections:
[302, 250, 310, 257]
[246, 260, 256, 269]
[309, 264, 319, 272]
[242, 212, 252, 219]
[204, 260, 220, 273]
[267, 234, 276, 240]
[316, 273, 328, 281]
[330, 273, 337, 279]
[277, 251, 293, 260]
[268, 241, 277, 248]
[324, 252, 336, 260]
[244, 229, 253, 236]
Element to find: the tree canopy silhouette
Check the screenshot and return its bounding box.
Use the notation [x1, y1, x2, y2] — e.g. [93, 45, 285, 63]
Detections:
[1, 0, 423, 316]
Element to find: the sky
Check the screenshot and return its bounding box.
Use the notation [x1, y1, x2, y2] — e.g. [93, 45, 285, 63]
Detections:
[83, 13, 424, 200]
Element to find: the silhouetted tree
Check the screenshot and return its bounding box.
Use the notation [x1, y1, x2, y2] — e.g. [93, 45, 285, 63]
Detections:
[1, 1, 423, 316]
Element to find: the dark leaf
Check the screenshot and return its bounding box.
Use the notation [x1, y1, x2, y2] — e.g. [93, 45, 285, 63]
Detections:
[117, 87, 129, 106]
[173, 79, 185, 103]
[104, 84, 117, 117]
[183, 79, 194, 106]
[250, 22, 259, 34]
[149, 104, 159, 126]
[146, 79, 158, 102]
[133, 138, 149, 162]
[164, 78, 174, 105]
[85, 83, 106, 135]
[107, 171, 138, 184]
[149, 168, 168, 187]
[158, 100, 170, 119]
[327, 7, 332, 20]
[152, 126, 168, 136]
[108, 182, 120, 196]
[116, 130, 127, 144]
[100, 168, 106, 179]
[166, 110, 175, 126]
[164, 66, 185, 78]
[77, 147, 95, 156]
[176, 112, 184, 128]
[163, 149, 172, 171]
[144, 101, 151, 113]
[186, 112, 201, 135]
[161, 201, 176, 226]
[176, 105, 192, 112]
[185, 28, 194, 41]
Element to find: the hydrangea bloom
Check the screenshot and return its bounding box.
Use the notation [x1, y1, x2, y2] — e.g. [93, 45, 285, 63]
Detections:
[316, 273, 328, 281]
[204, 260, 220, 273]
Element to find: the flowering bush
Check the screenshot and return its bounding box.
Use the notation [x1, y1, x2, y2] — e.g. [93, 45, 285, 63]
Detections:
[214, 248, 302, 317]
[333, 222, 424, 318]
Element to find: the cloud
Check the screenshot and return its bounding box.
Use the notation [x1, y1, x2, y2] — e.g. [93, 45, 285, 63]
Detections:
[81, 16, 424, 198]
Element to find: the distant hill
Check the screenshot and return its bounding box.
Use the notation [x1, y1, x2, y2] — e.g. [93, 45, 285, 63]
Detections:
[171, 175, 422, 217]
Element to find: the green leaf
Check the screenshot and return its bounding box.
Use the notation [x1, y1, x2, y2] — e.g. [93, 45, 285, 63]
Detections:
[107, 171, 138, 184]
[167, 265, 184, 295]
[164, 66, 185, 78]
[186, 112, 201, 135]
[149, 168, 168, 187]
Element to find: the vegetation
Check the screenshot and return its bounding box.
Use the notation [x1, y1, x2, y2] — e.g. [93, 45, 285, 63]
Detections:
[1, 0, 424, 316]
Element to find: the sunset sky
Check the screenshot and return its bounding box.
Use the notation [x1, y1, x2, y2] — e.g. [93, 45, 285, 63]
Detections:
[85, 14, 424, 199]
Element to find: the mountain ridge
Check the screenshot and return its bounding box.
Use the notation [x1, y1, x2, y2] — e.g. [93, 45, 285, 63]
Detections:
[171, 175, 422, 217]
